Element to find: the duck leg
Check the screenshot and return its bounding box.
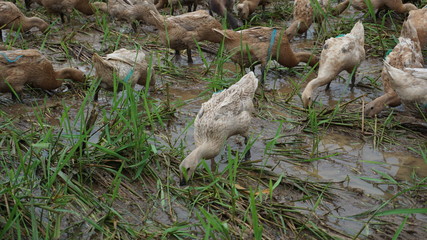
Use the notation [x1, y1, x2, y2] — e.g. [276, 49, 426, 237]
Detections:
[93, 85, 101, 102]
[351, 73, 356, 88]
[187, 48, 193, 63]
[174, 49, 181, 61]
[260, 65, 266, 84]
[243, 136, 251, 161]
[25, 0, 31, 10]
[210, 158, 216, 172]
[325, 81, 331, 90]
[11, 91, 23, 103]
[171, 5, 175, 15]
[349, 67, 358, 88]
[131, 21, 138, 33]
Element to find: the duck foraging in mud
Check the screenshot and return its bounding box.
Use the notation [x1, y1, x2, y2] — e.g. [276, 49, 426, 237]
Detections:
[92, 48, 156, 101]
[301, 21, 365, 108]
[0, 49, 86, 101]
[0, 1, 49, 39]
[179, 72, 258, 185]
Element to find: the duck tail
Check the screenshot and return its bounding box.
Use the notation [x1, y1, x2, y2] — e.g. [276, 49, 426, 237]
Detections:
[237, 72, 259, 94]
[400, 21, 419, 45]
[349, 21, 364, 43]
[384, 61, 406, 87]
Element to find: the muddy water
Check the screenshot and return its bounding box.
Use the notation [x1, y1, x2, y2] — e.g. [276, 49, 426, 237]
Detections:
[164, 43, 427, 239]
[1, 3, 427, 238]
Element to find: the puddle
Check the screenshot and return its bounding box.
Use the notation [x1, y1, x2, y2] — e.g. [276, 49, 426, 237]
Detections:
[1, 3, 426, 239]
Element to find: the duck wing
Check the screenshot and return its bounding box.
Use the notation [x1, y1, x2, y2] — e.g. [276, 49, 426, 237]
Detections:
[168, 11, 211, 31]
[404, 68, 427, 81]
[239, 27, 282, 43]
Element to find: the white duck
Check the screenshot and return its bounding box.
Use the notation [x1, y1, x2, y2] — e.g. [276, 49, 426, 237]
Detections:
[301, 21, 365, 108]
[384, 62, 427, 116]
[407, 8, 427, 49]
[364, 21, 423, 117]
[92, 48, 155, 100]
[179, 72, 259, 185]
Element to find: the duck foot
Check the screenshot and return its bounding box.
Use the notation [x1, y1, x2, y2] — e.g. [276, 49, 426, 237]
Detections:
[210, 158, 217, 172]
[187, 48, 193, 64]
[173, 50, 181, 62]
[243, 137, 251, 161]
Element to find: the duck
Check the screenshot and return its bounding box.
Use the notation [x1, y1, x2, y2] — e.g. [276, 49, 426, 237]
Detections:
[95, 0, 163, 27]
[0, 1, 49, 38]
[365, 21, 423, 117]
[155, 0, 201, 15]
[209, 0, 241, 29]
[92, 48, 156, 100]
[0, 49, 86, 101]
[301, 21, 365, 108]
[92, 0, 145, 30]
[37, 0, 95, 23]
[211, 26, 319, 82]
[147, 9, 222, 63]
[285, 0, 350, 39]
[384, 61, 427, 116]
[179, 72, 258, 185]
[236, 0, 270, 20]
[407, 8, 427, 49]
[351, 0, 417, 14]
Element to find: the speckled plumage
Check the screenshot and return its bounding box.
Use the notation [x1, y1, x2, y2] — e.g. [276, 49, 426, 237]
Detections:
[386, 63, 427, 104]
[285, 0, 350, 39]
[93, 0, 159, 23]
[92, 48, 155, 91]
[39, 0, 95, 22]
[408, 8, 427, 49]
[301, 21, 365, 108]
[179, 72, 258, 184]
[237, 0, 269, 20]
[365, 21, 423, 117]
[148, 9, 222, 62]
[351, 0, 417, 13]
[155, 0, 201, 13]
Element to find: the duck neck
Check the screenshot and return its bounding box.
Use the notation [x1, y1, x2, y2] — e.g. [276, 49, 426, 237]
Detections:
[148, 9, 166, 29]
[275, 35, 300, 67]
[331, 0, 350, 16]
[285, 20, 300, 40]
[23, 17, 48, 32]
[398, 3, 418, 13]
[193, 142, 221, 161]
[54, 68, 85, 83]
[75, 0, 95, 15]
[295, 52, 319, 67]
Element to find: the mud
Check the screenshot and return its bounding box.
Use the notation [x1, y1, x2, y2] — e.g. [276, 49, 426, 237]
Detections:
[0, 1, 426, 239]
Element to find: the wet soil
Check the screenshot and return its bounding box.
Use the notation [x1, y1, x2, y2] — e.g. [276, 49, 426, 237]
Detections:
[1, 1, 427, 239]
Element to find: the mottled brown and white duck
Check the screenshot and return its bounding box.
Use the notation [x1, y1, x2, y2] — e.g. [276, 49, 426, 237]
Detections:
[364, 21, 423, 117]
[179, 72, 258, 185]
[92, 48, 156, 100]
[301, 21, 365, 108]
